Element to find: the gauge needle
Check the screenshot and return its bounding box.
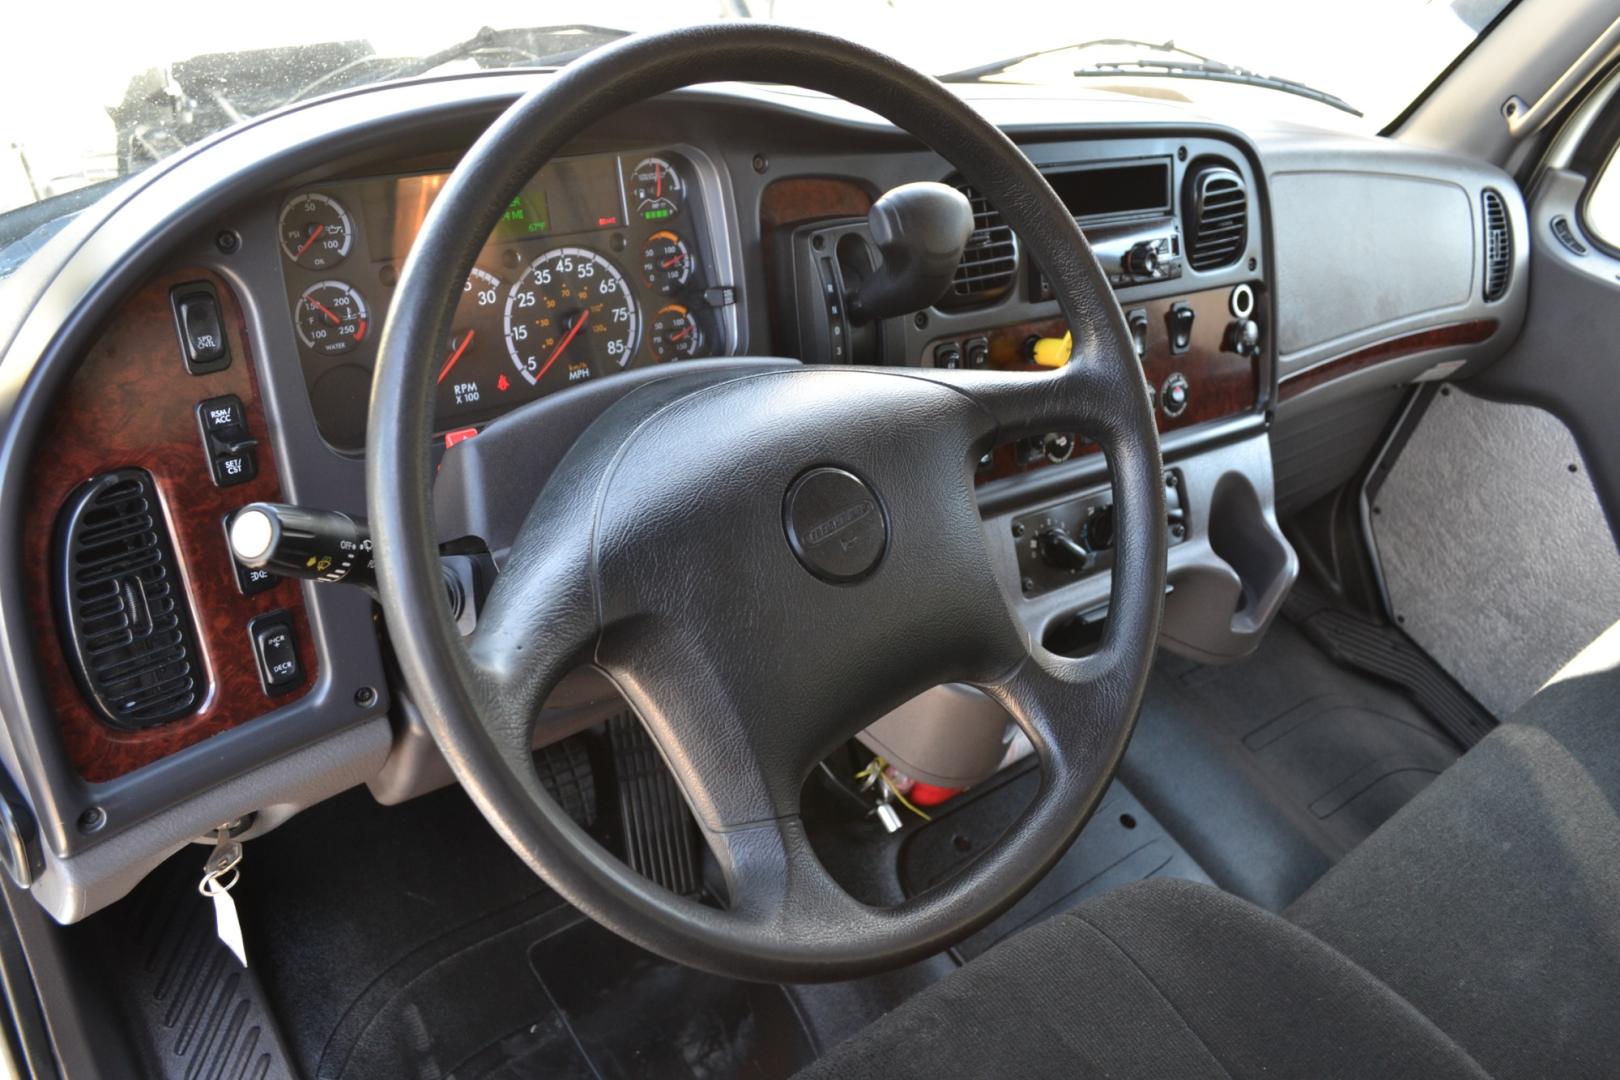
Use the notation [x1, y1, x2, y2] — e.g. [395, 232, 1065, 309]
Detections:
[307, 298, 343, 324]
[438, 330, 476, 384]
[294, 225, 322, 260]
[656, 162, 663, 198]
[535, 314, 586, 381]
[670, 326, 691, 341]
[661, 254, 683, 268]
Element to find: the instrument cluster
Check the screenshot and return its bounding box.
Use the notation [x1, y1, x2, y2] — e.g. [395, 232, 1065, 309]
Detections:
[275, 148, 730, 451]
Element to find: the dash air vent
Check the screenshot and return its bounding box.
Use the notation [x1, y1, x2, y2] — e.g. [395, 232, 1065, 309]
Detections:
[54, 470, 202, 730]
[941, 181, 1019, 308]
[1185, 163, 1248, 271]
[1482, 188, 1512, 301]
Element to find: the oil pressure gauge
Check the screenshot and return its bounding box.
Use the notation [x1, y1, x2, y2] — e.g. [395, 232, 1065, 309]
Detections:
[280, 192, 353, 269]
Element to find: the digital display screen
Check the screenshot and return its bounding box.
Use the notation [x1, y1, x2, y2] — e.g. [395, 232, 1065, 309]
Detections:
[370, 154, 629, 258]
[1046, 160, 1172, 221]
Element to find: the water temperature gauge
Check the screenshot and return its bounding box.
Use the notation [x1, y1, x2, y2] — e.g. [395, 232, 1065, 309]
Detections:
[294, 281, 368, 355]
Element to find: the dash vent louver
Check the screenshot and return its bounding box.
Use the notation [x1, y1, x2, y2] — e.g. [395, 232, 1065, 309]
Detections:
[941, 181, 1019, 307]
[1185, 163, 1248, 271]
[54, 470, 202, 730]
[1482, 189, 1512, 301]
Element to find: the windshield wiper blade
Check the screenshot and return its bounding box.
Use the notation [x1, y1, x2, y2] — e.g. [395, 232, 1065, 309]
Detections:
[937, 38, 1209, 83]
[1072, 58, 1362, 117]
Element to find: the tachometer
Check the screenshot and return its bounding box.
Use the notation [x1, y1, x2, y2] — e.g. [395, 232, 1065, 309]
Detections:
[640, 231, 694, 294]
[434, 267, 509, 424]
[503, 248, 639, 392]
[294, 281, 368, 355]
[280, 193, 353, 269]
[630, 156, 685, 222]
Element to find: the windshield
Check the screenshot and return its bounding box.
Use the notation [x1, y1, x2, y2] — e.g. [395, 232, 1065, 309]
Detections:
[2, 0, 1509, 221]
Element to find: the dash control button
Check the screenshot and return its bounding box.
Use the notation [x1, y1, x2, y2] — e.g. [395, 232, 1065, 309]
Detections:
[170, 283, 231, 374]
[249, 613, 301, 695]
[199, 395, 247, 441]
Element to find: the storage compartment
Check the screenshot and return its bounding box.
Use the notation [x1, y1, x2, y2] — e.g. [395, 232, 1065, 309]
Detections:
[1161, 470, 1297, 662]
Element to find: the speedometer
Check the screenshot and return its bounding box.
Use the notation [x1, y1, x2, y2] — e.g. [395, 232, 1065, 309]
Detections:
[503, 248, 639, 393]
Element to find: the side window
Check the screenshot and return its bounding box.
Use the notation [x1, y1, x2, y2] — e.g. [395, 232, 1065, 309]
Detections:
[1582, 145, 1620, 247]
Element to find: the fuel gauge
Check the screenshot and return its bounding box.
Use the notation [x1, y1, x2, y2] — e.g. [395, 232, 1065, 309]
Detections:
[630, 156, 685, 222]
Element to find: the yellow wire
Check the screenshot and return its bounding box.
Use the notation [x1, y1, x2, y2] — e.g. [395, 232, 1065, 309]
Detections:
[854, 757, 932, 822]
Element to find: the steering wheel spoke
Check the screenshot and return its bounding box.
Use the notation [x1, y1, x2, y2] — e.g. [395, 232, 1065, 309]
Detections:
[914, 347, 1128, 450]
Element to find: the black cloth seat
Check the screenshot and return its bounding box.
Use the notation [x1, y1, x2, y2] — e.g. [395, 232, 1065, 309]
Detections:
[800, 878, 1486, 1079]
[1287, 623, 1620, 1079]
[802, 625, 1620, 1079]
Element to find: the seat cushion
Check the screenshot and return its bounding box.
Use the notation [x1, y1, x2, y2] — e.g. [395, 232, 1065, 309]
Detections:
[1288, 622, 1620, 1080]
[799, 878, 1485, 1080]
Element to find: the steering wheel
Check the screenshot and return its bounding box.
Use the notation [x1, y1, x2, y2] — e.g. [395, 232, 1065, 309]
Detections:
[368, 23, 1165, 982]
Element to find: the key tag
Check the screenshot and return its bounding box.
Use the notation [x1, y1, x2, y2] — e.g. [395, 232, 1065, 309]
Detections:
[198, 831, 248, 967]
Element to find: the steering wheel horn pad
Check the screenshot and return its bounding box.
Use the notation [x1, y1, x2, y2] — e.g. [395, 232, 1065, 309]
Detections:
[368, 23, 1165, 982]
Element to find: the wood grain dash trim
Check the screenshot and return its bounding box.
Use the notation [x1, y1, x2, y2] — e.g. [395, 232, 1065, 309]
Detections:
[1278, 319, 1499, 401]
[24, 268, 318, 782]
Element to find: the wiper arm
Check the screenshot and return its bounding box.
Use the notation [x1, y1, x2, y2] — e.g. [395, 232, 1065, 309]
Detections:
[938, 38, 1209, 83]
[390, 23, 632, 79]
[1073, 58, 1362, 117]
[282, 24, 633, 106]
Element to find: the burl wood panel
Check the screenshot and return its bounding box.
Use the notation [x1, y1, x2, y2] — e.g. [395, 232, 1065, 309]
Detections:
[949, 286, 1262, 484]
[759, 176, 874, 243]
[1276, 319, 1499, 401]
[24, 269, 318, 782]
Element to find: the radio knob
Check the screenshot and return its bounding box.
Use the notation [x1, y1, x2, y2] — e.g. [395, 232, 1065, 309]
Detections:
[1123, 241, 1161, 278]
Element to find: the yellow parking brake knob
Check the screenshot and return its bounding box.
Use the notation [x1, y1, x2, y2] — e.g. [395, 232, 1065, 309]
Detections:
[1030, 330, 1072, 368]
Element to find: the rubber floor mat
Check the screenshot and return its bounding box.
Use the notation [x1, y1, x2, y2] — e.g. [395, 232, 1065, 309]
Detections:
[899, 765, 1211, 961]
[479, 916, 819, 1079]
[1121, 618, 1463, 911]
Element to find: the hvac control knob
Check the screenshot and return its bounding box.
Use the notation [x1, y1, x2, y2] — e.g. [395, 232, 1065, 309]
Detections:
[1036, 524, 1093, 573]
[1123, 241, 1161, 278]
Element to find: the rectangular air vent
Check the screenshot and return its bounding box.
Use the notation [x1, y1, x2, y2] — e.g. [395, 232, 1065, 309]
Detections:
[1482, 189, 1512, 301]
[1186, 164, 1248, 271]
[942, 182, 1019, 308]
[54, 470, 202, 730]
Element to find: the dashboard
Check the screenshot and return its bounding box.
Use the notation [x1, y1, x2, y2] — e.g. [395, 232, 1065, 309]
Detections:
[276, 147, 734, 449]
[0, 70, 1529, 925]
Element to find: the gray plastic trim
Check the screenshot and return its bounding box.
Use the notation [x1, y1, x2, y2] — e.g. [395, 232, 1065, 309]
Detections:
[30, 718, 390, 924]
[983, 431, 1296, 665]
[1256, 134, 1530, 383]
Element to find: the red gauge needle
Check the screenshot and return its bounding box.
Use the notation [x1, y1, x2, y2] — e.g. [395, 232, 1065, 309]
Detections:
[438, 330, 475, 383]
[661, 254, 683, 268]
[670, 326, 691, 341]
[535, 315, 586, 381]
[307, 298, 343, 324]
[294, 225, 322, 260]
[655, 162, 663, 198]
